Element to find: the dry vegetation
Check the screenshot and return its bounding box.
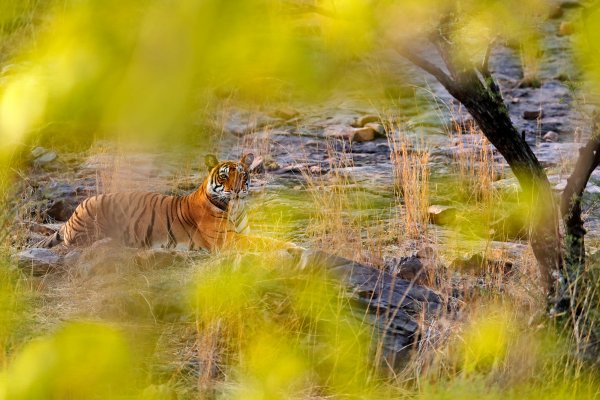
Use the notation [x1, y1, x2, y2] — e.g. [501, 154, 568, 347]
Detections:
[1, 1, 600, 399]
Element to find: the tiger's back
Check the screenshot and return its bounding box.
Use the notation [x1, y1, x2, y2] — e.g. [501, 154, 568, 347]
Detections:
[62, 191, 224, 249]
[37, 153, 254, 251]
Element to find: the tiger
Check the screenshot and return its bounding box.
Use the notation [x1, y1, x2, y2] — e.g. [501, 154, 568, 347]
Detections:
[35, 153, 283, 252]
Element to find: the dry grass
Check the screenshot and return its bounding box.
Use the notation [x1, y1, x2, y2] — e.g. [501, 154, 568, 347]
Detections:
[2, 100, 599, 399]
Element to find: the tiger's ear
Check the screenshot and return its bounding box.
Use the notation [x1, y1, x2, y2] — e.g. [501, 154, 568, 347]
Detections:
[205, 154, 219, 171]
[240, 153, 254, 169]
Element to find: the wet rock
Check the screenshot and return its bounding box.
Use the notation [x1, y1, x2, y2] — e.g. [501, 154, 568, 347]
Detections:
[428, 205, 457, 226]
[543, 131, 560, 142]
[558, 21, 575, 36]
[523, 110, 543, 120]
[14, 248, 62, 275]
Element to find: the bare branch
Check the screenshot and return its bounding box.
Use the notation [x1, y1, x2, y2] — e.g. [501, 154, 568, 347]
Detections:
[395, 46, 455, 91]
[560, 124, 600, 271]
[428, 27, 458, 80]
[481, 37, 497, 77]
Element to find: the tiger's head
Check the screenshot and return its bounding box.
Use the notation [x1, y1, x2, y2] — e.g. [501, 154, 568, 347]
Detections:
[204, 153, 254, 209]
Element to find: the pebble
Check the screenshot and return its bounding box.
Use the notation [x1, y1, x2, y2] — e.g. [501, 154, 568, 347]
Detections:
[543, 131, 559, 142]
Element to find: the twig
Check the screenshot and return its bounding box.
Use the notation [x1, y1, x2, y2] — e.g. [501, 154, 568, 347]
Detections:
[395, 46, 455, 91]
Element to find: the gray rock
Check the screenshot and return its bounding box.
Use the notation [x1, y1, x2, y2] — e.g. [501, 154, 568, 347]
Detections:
[293, 249, 444, 358]
[14, 248, 62, 275]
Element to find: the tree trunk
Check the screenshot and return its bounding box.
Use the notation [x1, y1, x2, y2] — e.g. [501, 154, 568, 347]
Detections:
[560, 127, 600, 290]
[395, 50, 563, 294]
[444, 72, 562, 292]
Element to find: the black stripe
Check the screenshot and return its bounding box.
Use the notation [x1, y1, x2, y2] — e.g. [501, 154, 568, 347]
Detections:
[183, 196, 199, 227]
[166, 198, 177, 248]
[132, 194, 151, 243]
[175, 198, 194, 243]
[143, 195, 159, 247]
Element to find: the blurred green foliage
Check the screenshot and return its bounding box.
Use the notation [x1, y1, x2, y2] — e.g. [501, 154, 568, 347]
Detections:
[1, 0, 600, 399]
[0, 323, 132, 399]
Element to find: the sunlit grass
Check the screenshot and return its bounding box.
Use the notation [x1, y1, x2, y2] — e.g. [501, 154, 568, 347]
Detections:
[1, 0, 600, 399]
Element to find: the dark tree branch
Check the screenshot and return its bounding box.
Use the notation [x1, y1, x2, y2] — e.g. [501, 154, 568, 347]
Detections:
[397, 33, 562, 295]
[560, 122, 600, 278]
[395, 46, 456, 90]
[481, 38, 496, 77]
[428, 30, 458, 80]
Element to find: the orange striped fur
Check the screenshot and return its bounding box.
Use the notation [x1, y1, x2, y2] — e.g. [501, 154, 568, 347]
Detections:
[37, 154, 259, 251]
